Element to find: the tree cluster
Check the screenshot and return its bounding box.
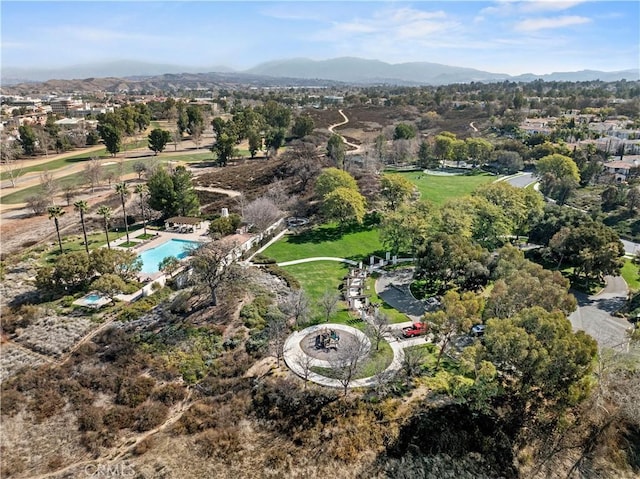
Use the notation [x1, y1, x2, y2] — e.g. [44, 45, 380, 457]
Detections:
[315, 168, 367, 225]
[147, 166, 200, 218]
[35, 248, 142, 296]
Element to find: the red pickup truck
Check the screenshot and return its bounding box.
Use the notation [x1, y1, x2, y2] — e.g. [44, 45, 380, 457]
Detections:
[402, 322, 428, 338]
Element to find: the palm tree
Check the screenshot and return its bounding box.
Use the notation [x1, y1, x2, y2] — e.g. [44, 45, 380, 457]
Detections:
[97, 205, 113, 249]
[74, 200, 90, 254]
[134, 183, 149, 237]
[115, 182, 130, 243]
[47, 206, 65, 254]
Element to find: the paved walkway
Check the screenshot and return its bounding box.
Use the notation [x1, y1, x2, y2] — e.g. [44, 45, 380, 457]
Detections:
[278, 256, 359, 267]
[283, 323, 426, 389]
[279, 257, 431, 388]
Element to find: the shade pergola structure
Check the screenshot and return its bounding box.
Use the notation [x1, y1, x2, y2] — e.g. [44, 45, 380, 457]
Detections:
[344, 267, 370, 311]
[165, 216, 204, 233]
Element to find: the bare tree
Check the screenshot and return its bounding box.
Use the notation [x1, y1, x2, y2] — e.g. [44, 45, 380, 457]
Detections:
[293, 352, 315, 388]
[191, 124, 203, 150]
[319, 289, 340, 322]
[83, 157, 103, 193]
[172, 129, 182, 152]
[401, 346, 426, 383]
[366, 311, 391, 351]
[189, 240, 240, 306]
[243, 196, 283, 232]
[266, 306, 289, 368]
[266, 180, 297, 210]
[26, 194, 48, 215]
[39, 170, 58, 205]
[389, 139, 417, 165]
[284, 141, 322, 192]
[280, 289, 311, 327]
[328, 333, 370, 396]
[1, 154, 24, 188]
[116, 158, 125, 181]
[35, 128, 52, 157]
[62, 183, 78, 206]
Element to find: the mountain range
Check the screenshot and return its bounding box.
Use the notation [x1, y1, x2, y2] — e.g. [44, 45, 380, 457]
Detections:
[2, 57, 638, 86]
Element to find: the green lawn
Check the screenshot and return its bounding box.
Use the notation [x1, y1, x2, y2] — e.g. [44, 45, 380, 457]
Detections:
[396, 171, 497, 205]
[40, 226, 142, 264]
[0, 148, 109, 181]
[621, 259, 640, 291]
[0, 138, 153, 181]
[281, 261, 354, 324]
[263, 223, 383, 263]
[0, 147, 255, 204]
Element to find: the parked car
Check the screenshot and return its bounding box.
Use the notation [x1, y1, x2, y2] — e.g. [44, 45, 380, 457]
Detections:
[471, 324, 486, 337]
[423, 297, 441, 310]
[402, 322, 428, 338]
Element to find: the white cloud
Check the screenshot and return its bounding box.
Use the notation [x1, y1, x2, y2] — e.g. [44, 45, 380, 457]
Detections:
[520, 1, 588, 13]
[475, 0, 586, 21]
[515, 15, 591, 31]
[318, 7, 458, 43]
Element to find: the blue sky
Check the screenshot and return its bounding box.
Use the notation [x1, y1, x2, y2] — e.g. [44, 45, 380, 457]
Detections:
[1, 1, 638, 75]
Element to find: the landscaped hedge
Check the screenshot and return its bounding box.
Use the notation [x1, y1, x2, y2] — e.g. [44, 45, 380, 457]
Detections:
[263, 264, 300, 289]
[251, 254, 276, 264]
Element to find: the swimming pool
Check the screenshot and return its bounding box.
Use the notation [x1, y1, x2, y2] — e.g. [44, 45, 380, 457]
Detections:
[84, 293, 103, 303]
[73, 292, 111, 309]
[138, 239, 202, 274]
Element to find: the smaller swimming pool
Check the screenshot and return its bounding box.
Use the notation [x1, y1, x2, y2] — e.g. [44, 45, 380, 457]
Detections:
[138, 239, 201, 274]
[73, 292, 111, 309]
[84, 293, 103, 304]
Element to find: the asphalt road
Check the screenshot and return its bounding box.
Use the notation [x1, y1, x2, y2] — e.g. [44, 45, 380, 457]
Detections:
[569, 276, 632, 351]
[504, 172, 536, 188]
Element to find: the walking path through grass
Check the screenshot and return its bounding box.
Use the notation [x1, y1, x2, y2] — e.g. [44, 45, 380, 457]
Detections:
[262, 223, 383, 263]
[278, 256, 358, 267]
[397, 171, 496, 205]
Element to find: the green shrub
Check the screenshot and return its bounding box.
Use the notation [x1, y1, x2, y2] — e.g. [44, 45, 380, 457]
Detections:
[245, 329, 269, 357]
[251, 254, 276, 264]
[103, 405, 136, 430]
[77, 406, 105, 432]
[116, 297, 156, 321]
[240, 303, 266, 330]
[151, 383, 187, 406]
[135, 401, 169, 432]
[60, 295, 77, 308]
[116, 376, 155, 408]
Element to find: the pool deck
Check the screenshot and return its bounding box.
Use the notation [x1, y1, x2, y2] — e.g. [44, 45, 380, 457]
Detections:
[73, 292, 112, 309]
[111, 222, 211, 255]
[105, 223, 211, 288]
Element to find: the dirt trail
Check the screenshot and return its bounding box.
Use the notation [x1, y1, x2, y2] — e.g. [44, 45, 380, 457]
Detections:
[30, 389, 194, 479]
[328, 109, 363, 154]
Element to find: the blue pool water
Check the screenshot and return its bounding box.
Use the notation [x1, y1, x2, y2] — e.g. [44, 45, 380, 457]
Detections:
[138, 239, 201, 274]
[84, 293, 103, 303]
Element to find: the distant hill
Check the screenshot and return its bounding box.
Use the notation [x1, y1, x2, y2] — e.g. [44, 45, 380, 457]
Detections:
[245, 57, 639, 85]
[245, 57, 510, 85]
[1, 60, 235, 84]
[513, 69, 640, 83]
[1, 57, 638, 88]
